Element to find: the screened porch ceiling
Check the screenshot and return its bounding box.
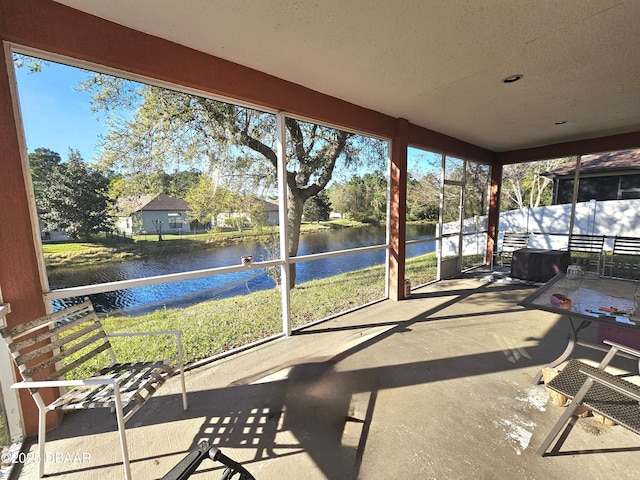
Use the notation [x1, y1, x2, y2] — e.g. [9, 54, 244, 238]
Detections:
[52, 0, 640, 154]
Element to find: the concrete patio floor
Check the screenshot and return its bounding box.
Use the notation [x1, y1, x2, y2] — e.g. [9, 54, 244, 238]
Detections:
[14, 269, 640, 479]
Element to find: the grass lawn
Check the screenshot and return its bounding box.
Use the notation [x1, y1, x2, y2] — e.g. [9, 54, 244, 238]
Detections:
[64, 252, 439, 379]
[50, 222, 475, 380]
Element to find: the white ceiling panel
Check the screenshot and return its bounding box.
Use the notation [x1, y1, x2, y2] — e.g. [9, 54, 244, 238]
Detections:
[53, 0, 640, 151]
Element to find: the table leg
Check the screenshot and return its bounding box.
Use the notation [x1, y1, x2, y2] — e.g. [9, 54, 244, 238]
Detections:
[534, 317, 589, 384]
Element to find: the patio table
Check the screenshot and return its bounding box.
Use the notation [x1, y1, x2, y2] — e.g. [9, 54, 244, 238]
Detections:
[520, 273, 640, 383]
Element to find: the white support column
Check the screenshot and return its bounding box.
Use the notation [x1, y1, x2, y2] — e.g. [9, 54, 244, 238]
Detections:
[437, 154, 445, 280]
[384, 142, 392, 300]
[0, 301, 25, 445]
[276, 112, 291, 336]
[568, 155, 582, 237]
[458, 161, 466, 272]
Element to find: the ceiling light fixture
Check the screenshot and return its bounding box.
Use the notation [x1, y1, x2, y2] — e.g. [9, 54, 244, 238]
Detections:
[503, 74, 523, 84]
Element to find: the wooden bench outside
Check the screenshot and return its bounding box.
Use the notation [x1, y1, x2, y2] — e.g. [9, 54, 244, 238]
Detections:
[496, 231, 530, 266]
[537, 340, 640, 456]
[0, 299, 188, 479]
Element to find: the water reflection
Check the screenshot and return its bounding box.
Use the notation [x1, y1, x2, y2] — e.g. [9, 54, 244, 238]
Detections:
[50, 224, 436, 313]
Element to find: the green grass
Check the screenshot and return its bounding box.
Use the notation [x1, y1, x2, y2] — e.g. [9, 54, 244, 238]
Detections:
[63, 252, 438, 380]
[42, 242, 106, 254]
[49, 224, 469, 381]
[406, 252, 440, 286]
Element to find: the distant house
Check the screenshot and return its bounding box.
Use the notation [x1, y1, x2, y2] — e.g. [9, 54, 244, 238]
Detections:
[116, 193, 190, 235]
[263, 200, 279, 225]
[214, 199, 280, 227]
[545, 149, 640, 204]
[39, 223, 70, 242]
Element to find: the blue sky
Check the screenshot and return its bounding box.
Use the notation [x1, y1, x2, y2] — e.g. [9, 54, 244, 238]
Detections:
[14, 60, 107, 163]
[13, 56, 438, 177]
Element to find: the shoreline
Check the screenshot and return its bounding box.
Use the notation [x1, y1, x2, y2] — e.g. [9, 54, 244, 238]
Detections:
[44, 220, 415, 270]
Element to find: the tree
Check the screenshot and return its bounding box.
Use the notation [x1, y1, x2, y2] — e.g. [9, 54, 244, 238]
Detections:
[327, 183, 348, 218]
[185, 175, 226, 231]
[79, 73, 386, 287]
[39, 150, 113, 240]
[12, 53, 48, 73]
[501, 158, 574, 210]
[29, 147, 62, 200]
[106, 169, 203, 201]
[154, 170, 203, 198]
[464, 162, 490, 219]
[362, 171, 388, 222]
[406, 171, 440, 221]
[152, 219, 163, 241]
[245, 197, 270, 231]
[327, 171, 387, 222]
[304, 191, 331, 222]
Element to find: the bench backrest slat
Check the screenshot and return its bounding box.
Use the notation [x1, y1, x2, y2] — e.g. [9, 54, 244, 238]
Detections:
[2, 301, 95, 339]
[612, 236, 640, 256]
[22, 331, 109, 380]
[568, 234, 605, 253]
[52, 342, 112, 381]
[501, 232, 529, 252]
[13, 322, 103, 364]
[0, 299, 113, 383]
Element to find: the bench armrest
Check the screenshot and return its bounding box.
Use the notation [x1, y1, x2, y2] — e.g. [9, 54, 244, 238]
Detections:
[12, 377, 120, 389]
[107, 330, 182, 338]
[603, 339, 640, 359]
[579, 368, 640, 402]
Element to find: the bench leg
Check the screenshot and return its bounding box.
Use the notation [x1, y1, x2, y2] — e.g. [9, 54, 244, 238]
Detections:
[179, 366, 188, 411]
[537, 378, 594, 456]
[113, 388, 132, 480]
[37, 407, 47, 478]
[176, 336, 188, 411]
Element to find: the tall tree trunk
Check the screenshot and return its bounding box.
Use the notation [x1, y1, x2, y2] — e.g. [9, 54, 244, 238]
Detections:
[287, 194, 305, 288]
[153, 219, 163, 241]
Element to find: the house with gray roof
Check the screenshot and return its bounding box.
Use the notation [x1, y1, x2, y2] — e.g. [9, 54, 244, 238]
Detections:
[545, 149, 640, 204]
[116, 193, 190, 235]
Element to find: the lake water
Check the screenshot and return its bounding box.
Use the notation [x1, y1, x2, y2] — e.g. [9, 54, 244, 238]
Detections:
[49, 224, 436, 313]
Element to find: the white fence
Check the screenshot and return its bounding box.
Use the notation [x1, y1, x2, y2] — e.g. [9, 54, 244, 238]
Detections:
[498, 199, 640, 251]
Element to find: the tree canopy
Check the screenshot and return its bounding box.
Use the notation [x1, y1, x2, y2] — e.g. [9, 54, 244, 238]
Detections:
[38, 149, 112, 240]
[29, 147, 61, 200]
[303, 191, 331, 223]
[406, 171, 440, 222]
[327, 171, 387, 223]
[79, 73, 387, 286]
[501, 158, 574, 210]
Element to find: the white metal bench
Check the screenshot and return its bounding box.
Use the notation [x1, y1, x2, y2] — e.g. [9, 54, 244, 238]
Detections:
[567, 233, 606, 274]
[603, 236, 640, 279]
[538, 340, 640, 455]
[0, 299, 188, 479]
[496, 231, 530, 266]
